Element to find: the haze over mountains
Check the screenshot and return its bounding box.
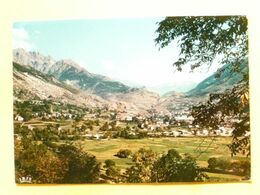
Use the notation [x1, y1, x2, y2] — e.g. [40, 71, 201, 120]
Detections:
[13, 48, 247, 115]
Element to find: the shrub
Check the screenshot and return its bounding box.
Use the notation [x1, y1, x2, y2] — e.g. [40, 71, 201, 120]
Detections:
[115, 149, 132, 158]
[208, 157, 250, 176]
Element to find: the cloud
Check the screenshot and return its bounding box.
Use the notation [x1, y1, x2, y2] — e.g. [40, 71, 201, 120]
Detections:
[12, 28, 35, 51]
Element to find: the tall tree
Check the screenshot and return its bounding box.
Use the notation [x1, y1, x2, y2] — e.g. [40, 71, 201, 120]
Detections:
[57, 144, 101, 183]
[152, 149, 208, 182]
[125, 148, 158, 183]
[155, 16, 249, 157]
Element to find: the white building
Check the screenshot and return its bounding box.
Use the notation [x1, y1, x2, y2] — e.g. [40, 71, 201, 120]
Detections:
[15, 115, 24, 122]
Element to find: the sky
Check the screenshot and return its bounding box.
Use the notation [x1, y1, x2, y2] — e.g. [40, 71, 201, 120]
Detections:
[13, 18, 221, 94]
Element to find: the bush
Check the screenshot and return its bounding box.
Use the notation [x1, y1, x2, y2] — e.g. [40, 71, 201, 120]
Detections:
[231, 160, 251, 176]
[207, 157, 250, 176]
[104, 159, 116, 167]
[115, 149, 132, 158]
[103, 160, 122, 183]
[207, 157, 231, 171]
[208, 157, 218, 170]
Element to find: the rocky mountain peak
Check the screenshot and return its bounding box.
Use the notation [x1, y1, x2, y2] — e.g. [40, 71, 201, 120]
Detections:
[13, 48, 55, 73]
[55, 59, 83, 70]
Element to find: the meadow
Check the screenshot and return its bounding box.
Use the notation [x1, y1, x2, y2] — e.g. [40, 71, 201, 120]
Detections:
[74, 137, 247, 182]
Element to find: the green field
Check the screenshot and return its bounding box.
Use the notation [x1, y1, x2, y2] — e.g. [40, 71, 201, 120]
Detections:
[75, 137, 243, 166]
[73, 137, 247, 182]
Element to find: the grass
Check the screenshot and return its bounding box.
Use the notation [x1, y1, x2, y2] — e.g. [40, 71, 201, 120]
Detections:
[206, 172, 244, 182]
[75, 137, 245, 167]
[72, 137, 248, 181]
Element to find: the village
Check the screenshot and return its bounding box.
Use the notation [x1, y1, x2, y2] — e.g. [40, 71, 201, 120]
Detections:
[13, 98, 236, 141]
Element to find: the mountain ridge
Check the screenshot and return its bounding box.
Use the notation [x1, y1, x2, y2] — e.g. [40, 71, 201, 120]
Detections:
[187, 61, 248, 96]
[13, 48, 131, 97]
[13, 48, 248, 116]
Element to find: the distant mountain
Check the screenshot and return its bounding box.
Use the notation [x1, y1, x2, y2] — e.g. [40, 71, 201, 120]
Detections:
[13, 62, 108, 108]
[148, 81, 197, 95]
[13, 48, 130, 97]
[14, 48, 248, 116]
[187, 61, 248, 96]
[106, 87, 160, 116]
[12, 49, 164, 115]
[13, 61, 163, 116]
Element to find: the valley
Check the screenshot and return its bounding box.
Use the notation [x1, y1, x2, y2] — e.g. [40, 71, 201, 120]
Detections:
[13, 48, 250, 184]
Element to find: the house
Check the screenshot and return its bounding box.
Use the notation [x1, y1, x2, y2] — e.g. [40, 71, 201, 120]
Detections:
[148, 125, 155, 131]
[15, 115, 24, 122]
[84, 133, 93, 139]
[93, 133, 103, 139]
[197, 129, 209, 136]
[219, 126, 233, 136]
[162, 131, 170, 136]
[178, 129, 193, 137]
[125, 116, 133, 122]
[171, 130, 180, 137]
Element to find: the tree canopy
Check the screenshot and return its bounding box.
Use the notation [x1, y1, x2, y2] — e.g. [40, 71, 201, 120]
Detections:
[152, 149, 208, 182]
[155, 16, 248, 72]
[155, 16, 249, 157]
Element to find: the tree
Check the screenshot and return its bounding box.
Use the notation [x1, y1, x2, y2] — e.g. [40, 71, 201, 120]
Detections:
[57, 144, 101, 183]
[115, 149, 132, 158]
[152, 149, 208, 182]
[191, 84, 250, 157]
[207, 157, 218, 170]
[125, 148, 158, 183]
[15, 138, 67, 184]
[104, 160, 122, 183]
[155, 16, 248, 72]
[155, 16, 249, 157]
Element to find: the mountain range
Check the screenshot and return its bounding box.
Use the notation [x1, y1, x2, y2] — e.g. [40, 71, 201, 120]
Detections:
[13, 48, 248, 115]
[13, 48, 130, 98]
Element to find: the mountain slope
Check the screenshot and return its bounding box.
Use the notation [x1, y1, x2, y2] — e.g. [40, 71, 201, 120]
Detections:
[187, 61, 248, 96]
[13, 62, 108, 108]
[13, 48, 130, 97]
[106, 87, 161, 116]
[13, 62, 163, 116]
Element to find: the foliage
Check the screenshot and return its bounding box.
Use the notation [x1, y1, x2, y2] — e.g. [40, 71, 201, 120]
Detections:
[155, 16, 248, 72]
[57, 144, 101, 183]
[104, 160, 122, 183]
[15, 127, 101, 184]
[191, 84, 250, 157]
[207, 157, 250, 177]
[125, 148, 158, 183]
[231, 160, 250, 176]
[152, 149, 208, 182]
[15, 137, 67, 183]
[155, 16, 249, 157]
[100, 122, 109, 131]
[208, 158, 231, 171]
[115, 149, 132, 158]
